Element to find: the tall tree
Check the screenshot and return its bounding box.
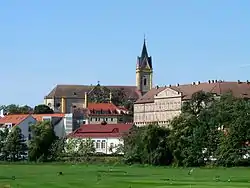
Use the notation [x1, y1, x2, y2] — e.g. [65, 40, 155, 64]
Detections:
[28, 121, 57, 162]
[4, 126, 27, 161]
[34, 104, 54, 114]
[0, 128, 9, 161]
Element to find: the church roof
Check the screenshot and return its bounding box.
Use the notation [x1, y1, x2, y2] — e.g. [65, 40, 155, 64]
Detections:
[45, 85, 141, 99]
[135, 81, 250, 104]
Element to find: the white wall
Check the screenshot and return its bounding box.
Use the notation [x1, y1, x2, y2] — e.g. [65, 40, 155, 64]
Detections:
[67, 137, 124, 155]
[16, 115, 37, 140]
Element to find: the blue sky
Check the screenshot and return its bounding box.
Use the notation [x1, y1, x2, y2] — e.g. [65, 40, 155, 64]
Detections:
[0, 0, 250, 107]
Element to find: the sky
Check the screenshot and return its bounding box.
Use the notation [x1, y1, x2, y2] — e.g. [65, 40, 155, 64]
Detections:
[0, 0, 250, 107]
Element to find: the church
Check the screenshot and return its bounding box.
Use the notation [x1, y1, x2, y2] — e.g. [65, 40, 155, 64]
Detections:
[43, 39, 154, 113]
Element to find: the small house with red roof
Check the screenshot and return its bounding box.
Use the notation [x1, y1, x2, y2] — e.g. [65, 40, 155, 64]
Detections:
[68, 123, 133, 154]
[0, 114, 37, 140]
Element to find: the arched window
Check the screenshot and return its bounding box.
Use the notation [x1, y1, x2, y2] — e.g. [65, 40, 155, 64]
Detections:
[144, 78, 147, 86]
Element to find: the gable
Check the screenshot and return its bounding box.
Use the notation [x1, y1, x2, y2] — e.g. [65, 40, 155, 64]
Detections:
[154, 88, 181, 99]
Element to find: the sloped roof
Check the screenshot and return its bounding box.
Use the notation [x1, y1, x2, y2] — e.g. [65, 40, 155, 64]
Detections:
[135, 81, 250, 103]
[0, 114, 31, 125]
[32, 113, 65, 121]
[69, 123, 133, 138]
[45, 85, 141, 99]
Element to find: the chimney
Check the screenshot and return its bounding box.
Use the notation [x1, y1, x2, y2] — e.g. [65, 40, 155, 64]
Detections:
[84, 92, 88, 108]
[61, 97, 66, 113]
[156, 85, 159, 89]
[238, 80, 241, 84]
[109, 92, 112, 103]
[197, 81, 200, 85]
[212, 80, 214, 83]
[215, 80, 218, 83]
[192, 82, 195, 85]
[208, 80, 211, 83]
[247, 80, 249, 84]
[168, 84, 171, 87]
[176, 83, 179, 86]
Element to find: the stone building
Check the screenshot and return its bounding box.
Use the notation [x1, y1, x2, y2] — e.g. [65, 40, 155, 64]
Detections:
[44, 39, 153, 113]
[134, 80, 250, 127]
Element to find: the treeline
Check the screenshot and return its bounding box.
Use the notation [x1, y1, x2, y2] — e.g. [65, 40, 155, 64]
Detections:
[0, 91, 249, 167]
[123, 92, 250, 167]
[0, 104, 54, 114]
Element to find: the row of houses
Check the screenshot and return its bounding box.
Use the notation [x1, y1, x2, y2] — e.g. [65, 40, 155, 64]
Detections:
[0, 101, 133, 155]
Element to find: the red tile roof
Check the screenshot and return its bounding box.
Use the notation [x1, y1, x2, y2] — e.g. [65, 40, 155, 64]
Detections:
[69, 123, 133, 138]
[0, 114, 30, 125]
[32, 113, 65, 121]
[87, 103, 119, 111]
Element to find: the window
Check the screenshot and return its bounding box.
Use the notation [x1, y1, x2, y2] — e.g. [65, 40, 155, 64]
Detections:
[144, 78, 147, 86]
[105, 118, 108, 121]
[110, 118, 113, 121]
[28, 126, 31, 132]
[101, 140, 106, 149]
[28, 134, 31, 140]
[96, 140, 101, 148]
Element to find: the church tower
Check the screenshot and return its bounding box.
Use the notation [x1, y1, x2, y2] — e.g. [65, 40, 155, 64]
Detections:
[136, 38, 153, 95]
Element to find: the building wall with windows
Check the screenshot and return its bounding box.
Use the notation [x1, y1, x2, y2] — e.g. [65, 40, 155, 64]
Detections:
[134, 87, 182, 127]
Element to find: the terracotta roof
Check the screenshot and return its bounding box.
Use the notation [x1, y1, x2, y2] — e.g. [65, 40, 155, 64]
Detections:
[45, 85, 141, 99]
[32, 113, 65, 121]
[135, 81, 250, 103]
[69, 123, 133, 138]
[88, 103, 119, 111]
[0, 114, 31, 125]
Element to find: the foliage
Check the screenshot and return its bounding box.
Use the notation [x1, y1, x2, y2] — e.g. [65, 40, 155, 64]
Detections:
[34, 104, 54, 114]
[64, 138, 95, 162]
[123, 124, 172, 165]
[0, 128, 9, 160]
[87, 85, 135, 113]
[4, 126, 27, 161]
[0, 104, 33, 114]
[28, 121, 57, 162]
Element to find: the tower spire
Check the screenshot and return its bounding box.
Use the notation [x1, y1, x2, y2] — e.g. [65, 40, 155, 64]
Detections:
[141, 35, 148, 58]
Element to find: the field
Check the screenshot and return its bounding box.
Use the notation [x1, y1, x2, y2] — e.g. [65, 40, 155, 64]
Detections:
[0, 164, 249, 188]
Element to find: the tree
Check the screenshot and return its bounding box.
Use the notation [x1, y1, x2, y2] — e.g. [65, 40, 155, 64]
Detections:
[4, 126, 27, 161]
[78, 138, 95, 161]
[0, 104, 33, 114]
[34, 104, 54, 114]
[28, 121, 57, 162]
[0, 128, 9, 161]
[123, 125, 172, 165]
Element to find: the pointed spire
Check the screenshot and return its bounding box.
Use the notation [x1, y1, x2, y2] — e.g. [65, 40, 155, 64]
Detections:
[141, 35, 148, 58]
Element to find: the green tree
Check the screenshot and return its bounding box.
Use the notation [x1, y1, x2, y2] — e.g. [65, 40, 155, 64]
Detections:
[0, 128, 9, 161]
[0, 104, 33, 114]
[34, 104, 54, 114]
[123, 125, 172, 165]
[28, 121, 57, 162]
[4, 126, 27, 161]
[49, 138, 66, 161]
[78, 138, 95, 161]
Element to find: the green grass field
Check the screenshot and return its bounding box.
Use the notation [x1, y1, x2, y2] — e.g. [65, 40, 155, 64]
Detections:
[0, 164, 249, 188]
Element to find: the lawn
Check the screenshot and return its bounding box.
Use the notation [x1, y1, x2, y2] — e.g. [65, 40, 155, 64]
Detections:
[0, 164, 249, 188]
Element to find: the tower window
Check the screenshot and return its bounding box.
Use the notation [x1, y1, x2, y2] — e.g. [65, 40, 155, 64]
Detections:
[144, 78, 147, 86]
